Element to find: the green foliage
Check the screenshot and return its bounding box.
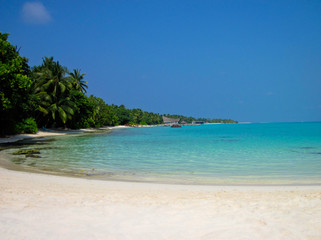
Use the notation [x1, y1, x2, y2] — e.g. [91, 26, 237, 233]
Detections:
[69, 69, 88, 94]
[67, 91, 94, 129]
[109, 105, 162, 125]
[130, 108, 143, 124]
[1, 32, 237, 135]
[33, 57, 77, 127]
[163, 114, 238, 124]
[88, 95, 119, 127]
[0, 32, 36, 135]
[142, 111, 162, 125]
[114, 105, 131, 125]
[14, 117, 38, 134]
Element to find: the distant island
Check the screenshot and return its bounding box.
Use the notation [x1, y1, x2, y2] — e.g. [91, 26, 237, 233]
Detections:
[0, 32, 237, 136]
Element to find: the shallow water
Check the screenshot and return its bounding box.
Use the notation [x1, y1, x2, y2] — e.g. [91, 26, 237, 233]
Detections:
[3, 122, 321, 185]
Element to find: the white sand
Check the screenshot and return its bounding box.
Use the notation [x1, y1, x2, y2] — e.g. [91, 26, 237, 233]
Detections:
[0, 166, 321, 240]
[0, 130, 67, 144]
[0, 127, 121, 144]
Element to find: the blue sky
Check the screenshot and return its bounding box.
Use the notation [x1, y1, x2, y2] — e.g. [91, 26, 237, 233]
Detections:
[1, 0, 321, 122]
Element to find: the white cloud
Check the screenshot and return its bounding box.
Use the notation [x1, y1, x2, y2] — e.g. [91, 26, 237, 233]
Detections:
[22, 2, 52, 24]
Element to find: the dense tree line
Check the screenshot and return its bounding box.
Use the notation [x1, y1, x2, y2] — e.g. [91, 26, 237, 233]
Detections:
[163, 114, 238, 124]
[0, 33, 159, 135]
[0, 33, 236, 136]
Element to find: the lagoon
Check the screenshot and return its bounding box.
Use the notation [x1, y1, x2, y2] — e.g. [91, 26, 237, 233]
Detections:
[4, 122, 321, 185]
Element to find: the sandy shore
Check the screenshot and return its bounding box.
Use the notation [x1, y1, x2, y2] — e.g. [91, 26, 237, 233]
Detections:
[0, 166, 321, 240]
[0, 130, 66, 144]
[1, 129, 321, 239]
[0, 126, 131, 144]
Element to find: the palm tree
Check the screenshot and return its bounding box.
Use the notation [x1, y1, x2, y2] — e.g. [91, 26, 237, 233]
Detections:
[33, 57, 76, 127]
[37, 94, 76, 126]
[35, 60, 71, 95]
[69, 69, 88, 94]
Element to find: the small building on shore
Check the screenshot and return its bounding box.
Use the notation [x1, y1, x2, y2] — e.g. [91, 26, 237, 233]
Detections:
[192, 121, 205, 125]
[162, 116, 180, 125]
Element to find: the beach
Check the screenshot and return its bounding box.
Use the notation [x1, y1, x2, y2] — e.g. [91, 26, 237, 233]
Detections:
[0, 166, 321, 240]
[2, 0, 320, 238]
[1, 129, 321, 240]
[0, 126, 131, 144]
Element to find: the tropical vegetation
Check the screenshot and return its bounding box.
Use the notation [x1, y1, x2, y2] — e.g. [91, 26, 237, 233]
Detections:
[0, 33, 37, 135]
[0, 32, 237, 136]
[163, 114, 238, 124]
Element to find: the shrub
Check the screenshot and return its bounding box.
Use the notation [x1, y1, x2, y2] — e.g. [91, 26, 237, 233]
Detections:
[14, 118, 38, 134]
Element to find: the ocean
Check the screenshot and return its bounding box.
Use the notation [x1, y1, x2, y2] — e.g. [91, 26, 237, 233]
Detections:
[4, 122, 321, 185]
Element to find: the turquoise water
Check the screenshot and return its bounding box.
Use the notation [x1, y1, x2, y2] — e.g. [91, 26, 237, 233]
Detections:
[5, 122, 321, 185]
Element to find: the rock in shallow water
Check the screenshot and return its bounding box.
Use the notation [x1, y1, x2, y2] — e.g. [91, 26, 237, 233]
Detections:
[25, 153, 41, 158]
[13, 148, 40, 155]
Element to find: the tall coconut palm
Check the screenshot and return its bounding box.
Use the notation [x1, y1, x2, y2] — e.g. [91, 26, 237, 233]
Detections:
[69, 69, 88, 94]
[35, 61, 71, 95]
[33, 57, 76, 127]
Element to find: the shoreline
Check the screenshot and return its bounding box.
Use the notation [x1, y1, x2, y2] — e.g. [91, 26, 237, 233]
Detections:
[1, 127, 321, 239]
[1, 126, 321, 187]
[0, 125, 131, 144]
[0, 123, 227, 144]
[1, 164, 321, 191]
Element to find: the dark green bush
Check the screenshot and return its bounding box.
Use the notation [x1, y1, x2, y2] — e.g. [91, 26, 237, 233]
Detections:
[14, 118, 38, 134]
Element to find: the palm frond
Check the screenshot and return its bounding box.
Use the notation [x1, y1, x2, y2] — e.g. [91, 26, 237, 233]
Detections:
[58, 107, 67, 124]
[58, 82, 66, 93]
[61, 105, 74, 116]
[42, 79, 54, 89]
[38, 106, 48, 115]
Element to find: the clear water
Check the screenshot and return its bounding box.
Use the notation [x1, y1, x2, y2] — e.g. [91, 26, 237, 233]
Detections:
[4, 122, 321, 185]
